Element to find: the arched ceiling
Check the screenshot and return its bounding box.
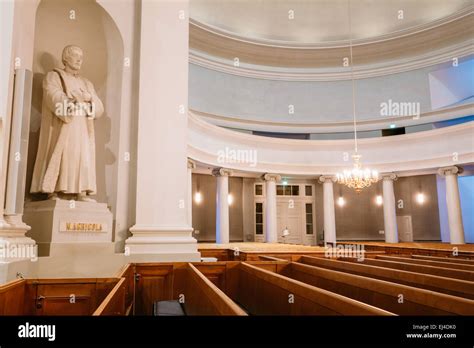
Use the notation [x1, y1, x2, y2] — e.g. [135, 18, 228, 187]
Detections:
[190, 0, 473, 45]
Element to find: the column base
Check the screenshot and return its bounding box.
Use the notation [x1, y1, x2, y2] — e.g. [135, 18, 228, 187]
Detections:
[0, 216, 38, 263]
[125, 225, 200, 261]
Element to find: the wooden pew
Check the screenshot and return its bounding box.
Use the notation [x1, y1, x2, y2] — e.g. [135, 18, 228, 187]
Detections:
[93, 278, 126, 316]
[0, 279, 26, 315]
[245, 260, 290, 273]
[338, 243, 474, 259]
[412, 255, 474, 265]
[259, 255, 291, 262]
[183, 263, 247, 315]
[341, 257, 474, 281]
[287, 262, 474, 315]
[116, 263, 134, 315]
[299, 256, 474, 299]
[133, 263, 176, 315]
[376, 255, 474, 271]
[199, 249, 234, 261]
[237, 262, 394, 315]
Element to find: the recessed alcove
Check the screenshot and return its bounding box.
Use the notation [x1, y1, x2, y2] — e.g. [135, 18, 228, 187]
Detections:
[27, 0, 124, 207]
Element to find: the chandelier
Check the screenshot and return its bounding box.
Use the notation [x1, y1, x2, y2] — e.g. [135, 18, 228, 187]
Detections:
[336, 154, 379, 193]
[335, 0, 380, 192]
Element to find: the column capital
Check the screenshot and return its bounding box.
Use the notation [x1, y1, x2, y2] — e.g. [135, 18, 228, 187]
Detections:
[318, 175, 337, 184]
[438, 166, 463, 177]
[381, 173, 398, 181]
[187, 158, 196, 170]
[262, 173, 281, 182]
[212, 167, 232, 177]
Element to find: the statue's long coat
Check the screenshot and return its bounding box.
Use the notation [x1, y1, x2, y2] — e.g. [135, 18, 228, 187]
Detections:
[30, 68, 104, 194]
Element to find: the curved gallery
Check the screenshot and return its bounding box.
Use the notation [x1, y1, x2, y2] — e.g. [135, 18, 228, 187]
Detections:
[186, 1, 474, 247]
[0, 0, 473, 324]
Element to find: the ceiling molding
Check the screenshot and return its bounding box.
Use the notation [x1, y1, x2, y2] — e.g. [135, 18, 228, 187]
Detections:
[189, 12, 474, 72]
[190, 42, 473, 82]
[189, 103, 474, 133]
[190, 6, 474, 49]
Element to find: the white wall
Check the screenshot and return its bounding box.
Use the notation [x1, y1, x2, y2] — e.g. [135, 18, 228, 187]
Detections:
[189, 62, 437, 123]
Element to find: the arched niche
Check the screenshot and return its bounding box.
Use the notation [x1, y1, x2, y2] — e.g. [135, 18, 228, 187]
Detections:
[27, 0, 124, 207]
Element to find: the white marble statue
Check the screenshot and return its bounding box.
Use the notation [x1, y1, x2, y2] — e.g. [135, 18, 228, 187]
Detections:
[30, 45, 104, 201]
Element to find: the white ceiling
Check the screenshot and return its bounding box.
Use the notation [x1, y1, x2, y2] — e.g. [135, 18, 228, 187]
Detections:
[190, 0, 473, 44]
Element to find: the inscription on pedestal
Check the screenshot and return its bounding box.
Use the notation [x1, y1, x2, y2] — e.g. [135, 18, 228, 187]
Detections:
[59, 221, 108, 233]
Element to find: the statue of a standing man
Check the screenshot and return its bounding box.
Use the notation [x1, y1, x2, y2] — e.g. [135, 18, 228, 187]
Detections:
[30, 45, 104, 202]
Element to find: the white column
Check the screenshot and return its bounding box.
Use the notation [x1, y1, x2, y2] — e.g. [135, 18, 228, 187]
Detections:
[263, 173, 281, 243]
[382, 173, 398, 243]
[0, 1, 37, 265]
[438, 166, 465, 244]
[319, 176, 337, 245]
[125, 0, 199, 260]
[213, 168, 231, 244]
[187, 159, 195, 228]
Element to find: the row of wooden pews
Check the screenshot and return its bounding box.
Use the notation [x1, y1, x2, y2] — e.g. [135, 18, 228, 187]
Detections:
[237, 262, 393, 315]
[284, 259, 473, 315]
[300, 255, 474, 300]
[1, 251, 473, 316]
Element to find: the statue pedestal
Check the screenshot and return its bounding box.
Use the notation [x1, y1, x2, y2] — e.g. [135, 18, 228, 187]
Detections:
[23, 200, 113, 256]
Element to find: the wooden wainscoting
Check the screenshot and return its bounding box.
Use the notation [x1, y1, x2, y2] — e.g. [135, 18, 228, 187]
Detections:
[23, 278, 118, 316]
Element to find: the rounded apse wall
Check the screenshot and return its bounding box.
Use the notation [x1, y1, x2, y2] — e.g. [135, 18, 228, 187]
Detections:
[27, 0, 124, 206]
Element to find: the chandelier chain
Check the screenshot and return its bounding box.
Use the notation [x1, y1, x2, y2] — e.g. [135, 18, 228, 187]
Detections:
[348, 0, 358, 153]
[334, 0, 380, 192]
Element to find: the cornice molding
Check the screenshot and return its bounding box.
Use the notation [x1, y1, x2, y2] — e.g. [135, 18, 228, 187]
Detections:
[190, 43, 473, 82]
[189, 103, 474, 134]
[189, 11, 474, 81]
[190, 6, 474, 49]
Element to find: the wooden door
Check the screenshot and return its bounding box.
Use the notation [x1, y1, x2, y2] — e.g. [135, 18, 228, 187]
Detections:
[397, 215, 414, 242]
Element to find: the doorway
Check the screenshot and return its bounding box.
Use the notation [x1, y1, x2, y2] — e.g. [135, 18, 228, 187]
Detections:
[397, 215, 413, 242]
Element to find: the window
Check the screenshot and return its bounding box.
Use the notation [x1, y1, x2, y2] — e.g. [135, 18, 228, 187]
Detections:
[305, 203, 313, 234]
[291, 185, 299, 196]
[255, 202, 263, 235]
[276, 185, 300, 196]
[277, 185, 284, 195]
[255, 184, 263, 196]
[305, 185, 312, 196]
